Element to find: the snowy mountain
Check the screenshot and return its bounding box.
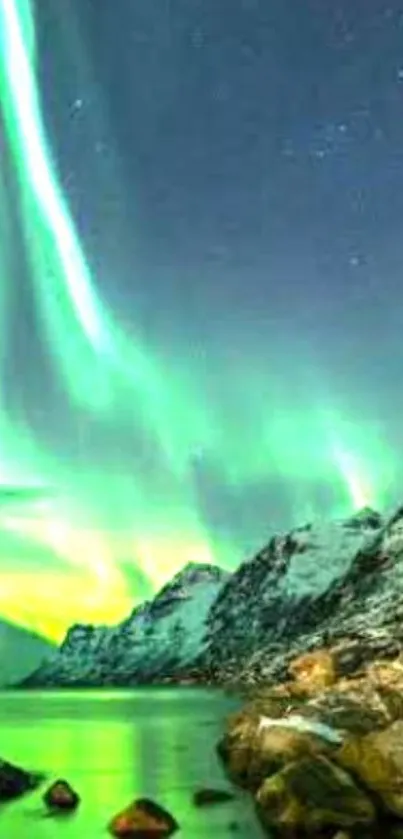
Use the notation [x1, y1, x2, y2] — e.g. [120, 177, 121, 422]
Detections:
[21, 505, 403, 689]
[21, 563, 229, 687]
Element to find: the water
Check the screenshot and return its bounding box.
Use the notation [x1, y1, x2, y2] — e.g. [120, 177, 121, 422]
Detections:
[0, 688, 266, 838]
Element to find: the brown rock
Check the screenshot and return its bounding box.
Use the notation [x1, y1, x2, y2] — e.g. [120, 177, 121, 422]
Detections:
[247, 724, 333, 791]
[217, 710, 264, 787]
[255, 754, 375, 834]
[364, 660, 403, 720]
[108, 798, 178, 837]
[336, 720, 403, 817]
[289, 650, 337, 693]
[302, 679, 392, 735]
[192, 787, 234, 806]
[217, 700, 297, 787]
[43, 779, 80, 811]
[366, 657, 403, 689]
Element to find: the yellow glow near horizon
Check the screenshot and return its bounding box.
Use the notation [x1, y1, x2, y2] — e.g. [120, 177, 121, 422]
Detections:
[0, 503, 219, 640]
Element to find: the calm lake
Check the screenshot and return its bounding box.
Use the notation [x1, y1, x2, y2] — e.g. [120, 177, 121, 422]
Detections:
[0, 688, 266, 838]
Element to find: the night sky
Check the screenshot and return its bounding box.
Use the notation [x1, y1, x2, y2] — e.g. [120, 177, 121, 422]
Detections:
[0, 0, 403, 639]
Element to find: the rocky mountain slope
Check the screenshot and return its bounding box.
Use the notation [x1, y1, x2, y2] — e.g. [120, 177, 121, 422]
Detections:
[21, 563, 229, 687]
[196, 504, 403, 686]
[194, 507, 384, 679]
[20, 504, 403, 688]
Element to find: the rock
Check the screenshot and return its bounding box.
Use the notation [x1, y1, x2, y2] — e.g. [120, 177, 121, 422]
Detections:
[0, 758, 42, 800]
[300, 680, 392, 735]
[43, 779, 80, 811]
[225, 720, 335, 792]
[192, 787, 234, 806]
[108, 798, 179, 838]
[255, 754, 375, 834]
[217, 709, 270, 788]
[335, 720, 403, 817]
[288, 649, 337, 693]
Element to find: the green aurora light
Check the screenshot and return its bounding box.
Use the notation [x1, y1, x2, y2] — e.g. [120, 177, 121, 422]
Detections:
[0, 0, 397, 640]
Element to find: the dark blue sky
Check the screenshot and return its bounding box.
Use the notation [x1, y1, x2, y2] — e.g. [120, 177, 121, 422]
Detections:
[31, 0, 403, 532]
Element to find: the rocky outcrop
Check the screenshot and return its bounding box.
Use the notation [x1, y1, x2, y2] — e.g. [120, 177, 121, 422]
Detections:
[217, 653, 403, 837]
[21, 563, 228, 687]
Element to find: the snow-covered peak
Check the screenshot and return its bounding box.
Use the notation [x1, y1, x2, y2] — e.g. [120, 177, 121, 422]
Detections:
[279, 511, 383, 599]
[198, 507, 385, 671]
[154, 562, 227, 600]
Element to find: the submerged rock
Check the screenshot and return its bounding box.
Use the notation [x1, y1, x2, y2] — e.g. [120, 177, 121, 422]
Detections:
[43, 779, 80, 811]
[192, 787, 234, 806]
[108, 798, 179, 838]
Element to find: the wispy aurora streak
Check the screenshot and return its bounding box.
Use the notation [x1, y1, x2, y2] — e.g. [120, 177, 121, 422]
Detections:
[0, 0, 213, 464]
[0, 0, 397, 641]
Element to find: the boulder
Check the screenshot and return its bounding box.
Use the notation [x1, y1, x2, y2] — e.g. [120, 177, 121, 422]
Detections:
[255, 754, 375, 834]
[233, 722, 334, 792]
[300, 681, 392, 735]
[43, 779, 80, 810]
[0, 758, 42, 800]
[288, 649, 337, 693]
[217, 708, 271, 788]
[336, 720, 403, 818]
[108, 798, 178, 838]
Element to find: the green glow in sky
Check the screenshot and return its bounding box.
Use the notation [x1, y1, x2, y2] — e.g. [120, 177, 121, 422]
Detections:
[0, 0, 397, 641]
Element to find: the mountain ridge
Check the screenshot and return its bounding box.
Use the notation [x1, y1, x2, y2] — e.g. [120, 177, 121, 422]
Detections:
[19, 505, 403, 689]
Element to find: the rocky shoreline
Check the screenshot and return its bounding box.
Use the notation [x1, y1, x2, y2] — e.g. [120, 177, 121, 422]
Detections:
[216, 645, 403, 838]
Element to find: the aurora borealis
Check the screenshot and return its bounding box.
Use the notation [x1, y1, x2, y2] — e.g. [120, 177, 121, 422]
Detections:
[0, 0, 402, 640]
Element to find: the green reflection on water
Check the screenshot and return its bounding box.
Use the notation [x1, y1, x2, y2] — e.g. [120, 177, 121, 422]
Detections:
[0, 689, 265, 838]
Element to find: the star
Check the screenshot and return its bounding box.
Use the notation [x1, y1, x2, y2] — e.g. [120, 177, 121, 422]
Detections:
[348, 254, 364, 268]
[71, 98, 83, 113]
